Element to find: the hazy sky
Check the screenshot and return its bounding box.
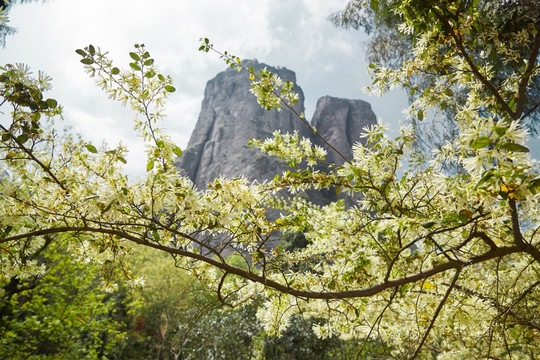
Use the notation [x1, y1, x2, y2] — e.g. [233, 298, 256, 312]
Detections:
[1, 0, 538, 176]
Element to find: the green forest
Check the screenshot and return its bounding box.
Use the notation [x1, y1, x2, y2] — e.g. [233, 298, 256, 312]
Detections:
[1, 0, 540, 359]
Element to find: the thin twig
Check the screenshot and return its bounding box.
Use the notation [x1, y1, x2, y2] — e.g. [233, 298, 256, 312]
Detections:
[410, 268, 461, 359]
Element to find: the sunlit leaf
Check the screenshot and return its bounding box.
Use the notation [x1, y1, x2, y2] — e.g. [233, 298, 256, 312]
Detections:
[129, 52, 140, 61]
[470, 136, 491, 149]
[85, 144, 97, 153]
[501, 142, 530, 153]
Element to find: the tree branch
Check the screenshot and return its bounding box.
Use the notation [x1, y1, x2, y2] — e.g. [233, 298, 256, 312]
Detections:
[508, 197, 524, 246]
[515, 28, 540, 119]
[0, 124, 67, 192]
[0, 226, 525, 300]
[411, 268, 461, 359]
[418, 0, 516, 118]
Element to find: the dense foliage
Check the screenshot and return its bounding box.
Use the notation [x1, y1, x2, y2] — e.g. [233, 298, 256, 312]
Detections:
[0, 241, 127, 359]
[332, 0, 540, 158]
[1, 1, 539, 358]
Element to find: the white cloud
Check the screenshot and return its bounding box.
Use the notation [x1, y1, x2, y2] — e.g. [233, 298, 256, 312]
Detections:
[1, 0, 413, 178]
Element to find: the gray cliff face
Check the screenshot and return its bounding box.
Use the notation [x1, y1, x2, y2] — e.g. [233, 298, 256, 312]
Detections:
[312, 96, 377, 165]
[175, 61, 377, 197]
[175, 60, 309, 189]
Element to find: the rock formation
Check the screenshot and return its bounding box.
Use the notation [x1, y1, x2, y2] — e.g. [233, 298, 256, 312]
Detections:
[176, 60, 310, 190]
[311, 96, 377, 166]
[175, 60, 377, 204]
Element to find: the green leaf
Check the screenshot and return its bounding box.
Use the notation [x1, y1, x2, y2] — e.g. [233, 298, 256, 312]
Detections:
[421, 221, 436, 229]
[142, 51, 150, 59]
[529, 178, 540, 195]
[2, 225, 13, 237]
[470, 136, 491, 149]
[75, 49, 86, 57]
[117, 156, 127, 164]
[101, 202, 113, 214]
[508, 98, 516, 111]
[46, 98, 57, 108]
[368, 63, 376, 69]
[399, 284, 410, 296]
[144, 59, 154, 66]
[417, 109, 424, 121]
[493, 126, 506, 138]
[80, 58, 94, 65]
[164, 85, 176, 93]
[156, 140, 165, 148]
[370, 0, 379, 11]
[129, 52, 140, 61]
[88, 45, 95, 55]
[129, 63, 141, 71]
[17, 134, 28, 144]
[85, 144, 97, 153]
[158, 74, 165, 81]
[500, 142, 530, 153]
[474, 169, 496, 189]
[146, 159, 154, 171]
[111, 67, 120, 75]
[173, 146, 183, 157]
[457, 214, 469, 224]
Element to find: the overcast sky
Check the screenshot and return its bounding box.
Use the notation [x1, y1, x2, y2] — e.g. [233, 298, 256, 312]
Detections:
[1, 0, 538, 176]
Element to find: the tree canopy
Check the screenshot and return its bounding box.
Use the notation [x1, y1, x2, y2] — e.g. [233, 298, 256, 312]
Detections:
[1, 1, 539, 358]
[332, 0, 540, 158]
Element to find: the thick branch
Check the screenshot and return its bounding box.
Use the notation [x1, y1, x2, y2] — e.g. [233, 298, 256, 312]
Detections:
[508, 198, 524, 246]
[509, 198, 540, 263]
[0, 226, 526, 300]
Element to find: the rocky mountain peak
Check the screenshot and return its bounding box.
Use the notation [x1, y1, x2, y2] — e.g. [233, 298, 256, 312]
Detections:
[311, 96, 377, 165]
[175, 61, 377, 201]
